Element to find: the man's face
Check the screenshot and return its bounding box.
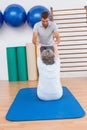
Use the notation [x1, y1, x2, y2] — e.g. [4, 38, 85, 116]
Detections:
[41, 18, 49, 28]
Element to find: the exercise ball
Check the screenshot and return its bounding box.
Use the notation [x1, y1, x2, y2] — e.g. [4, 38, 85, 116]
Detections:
[0, 11, 3, 28]
[27, 5, 50, 28]
[4, 4, 26, 27]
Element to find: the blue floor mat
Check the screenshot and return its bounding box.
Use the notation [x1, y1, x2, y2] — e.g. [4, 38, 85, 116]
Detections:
[6, 86, 85, 121]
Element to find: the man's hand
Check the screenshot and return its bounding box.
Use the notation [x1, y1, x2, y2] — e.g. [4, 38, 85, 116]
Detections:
[36, 42, 41, 48]
[54, 38, 60, 45]
[53, 31, 60, 45]
[54, 42, 59, 45]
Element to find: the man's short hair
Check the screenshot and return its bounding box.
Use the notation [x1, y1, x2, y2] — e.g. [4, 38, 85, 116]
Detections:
[41, 49, 55, 65]
[41, 11, 49, 19]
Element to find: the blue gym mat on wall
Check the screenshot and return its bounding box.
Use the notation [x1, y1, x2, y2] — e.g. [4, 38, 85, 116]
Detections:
[6, 87, 85, 121]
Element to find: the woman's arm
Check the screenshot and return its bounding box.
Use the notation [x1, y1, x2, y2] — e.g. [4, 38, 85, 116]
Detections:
[53, 43, 59, 57]
[36, 44, 41, 58]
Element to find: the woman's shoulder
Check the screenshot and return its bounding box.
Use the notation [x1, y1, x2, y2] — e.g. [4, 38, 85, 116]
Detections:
[37, 57, 43, 65]
[55, 57, 60, 61]
[54, 57, 60, 64]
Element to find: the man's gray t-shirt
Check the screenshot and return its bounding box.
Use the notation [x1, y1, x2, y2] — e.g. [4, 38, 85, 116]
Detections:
[33, 21, 58, 46]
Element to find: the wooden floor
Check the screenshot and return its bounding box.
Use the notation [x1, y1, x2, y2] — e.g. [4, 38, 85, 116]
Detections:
[0, 77, 87, 130]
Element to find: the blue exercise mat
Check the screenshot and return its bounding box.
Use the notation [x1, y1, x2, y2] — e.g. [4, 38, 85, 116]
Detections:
[6, 87, 85, 121]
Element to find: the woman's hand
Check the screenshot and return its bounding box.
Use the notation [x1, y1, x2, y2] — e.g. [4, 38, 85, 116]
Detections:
[53, 43, 58, 48]
[36, 43, 41, 57]
[36, 43, 41, 49]
[53, 43, 59, 57]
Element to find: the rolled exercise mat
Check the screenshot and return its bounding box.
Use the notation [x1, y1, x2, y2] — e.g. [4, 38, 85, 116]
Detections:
[26, 43, 38, 80]
[16, 46, 28, 81]
[6, 47, 18, 82]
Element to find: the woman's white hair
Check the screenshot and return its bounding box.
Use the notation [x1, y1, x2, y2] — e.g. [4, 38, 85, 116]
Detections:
[41, 49, 55, 65]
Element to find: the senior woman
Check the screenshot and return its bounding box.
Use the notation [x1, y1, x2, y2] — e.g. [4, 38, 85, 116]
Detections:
[36, 44, 63, 101]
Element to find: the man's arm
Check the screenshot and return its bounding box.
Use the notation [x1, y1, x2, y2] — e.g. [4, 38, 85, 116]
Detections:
[32, 32, 38, 45]
[53, 31, 60, 45]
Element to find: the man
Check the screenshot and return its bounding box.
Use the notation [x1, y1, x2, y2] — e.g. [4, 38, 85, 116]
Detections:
[32, 11, 60, 47]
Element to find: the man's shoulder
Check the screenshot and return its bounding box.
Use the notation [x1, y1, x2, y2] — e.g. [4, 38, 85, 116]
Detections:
[50, 21, 56, 25]
[34, 21, 42, 27]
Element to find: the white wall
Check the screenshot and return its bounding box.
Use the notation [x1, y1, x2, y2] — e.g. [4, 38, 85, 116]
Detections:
[0, 0, 87, 80]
